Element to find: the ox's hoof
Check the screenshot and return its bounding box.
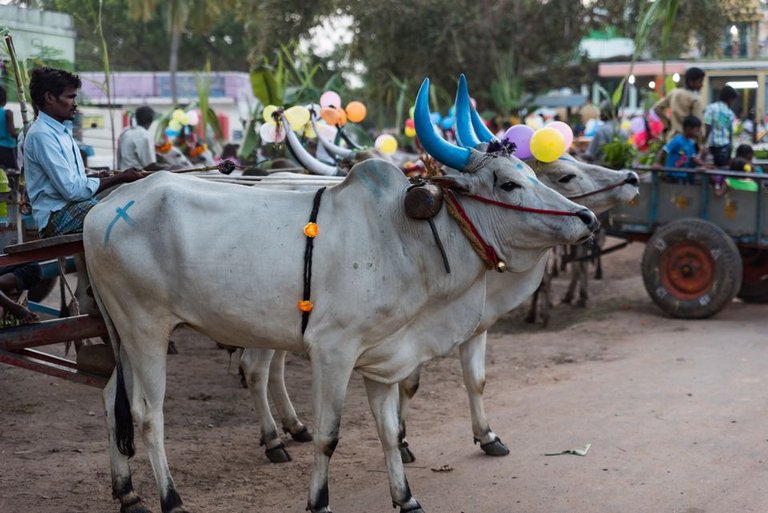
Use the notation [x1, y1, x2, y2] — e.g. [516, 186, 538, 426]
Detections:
[478, 436, 510, 457]
[400, 504, 425, 513]
[265, 442, 292, 463]
[399, 442, 416, 464]
[120, 497, 152, 513]
[288, 425, 313, 443]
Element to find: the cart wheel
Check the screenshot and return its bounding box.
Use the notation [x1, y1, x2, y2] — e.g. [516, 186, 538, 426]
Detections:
[642, 218, 742, 318]
[737, 249, 768, 303]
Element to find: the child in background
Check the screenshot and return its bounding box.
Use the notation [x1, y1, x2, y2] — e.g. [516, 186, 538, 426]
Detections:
[734, 144, 764, 174]
[653, 115, 710, 184]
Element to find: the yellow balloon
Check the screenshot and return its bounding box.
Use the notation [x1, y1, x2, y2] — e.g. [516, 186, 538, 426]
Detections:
[172, 109, 186, 123]
[529, 127, 566, 163]
[345, 101, 367, 123]
[284, 105, 311, 130]
[303, 124, 317, 139]
[375, 134, 397, 155]
[263, 105, 279, 124]
[404, 126, 416, 138]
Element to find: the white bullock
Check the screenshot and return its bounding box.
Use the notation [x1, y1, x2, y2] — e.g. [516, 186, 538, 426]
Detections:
[84, 78, 597, 513]
[239, 77, 639, 464]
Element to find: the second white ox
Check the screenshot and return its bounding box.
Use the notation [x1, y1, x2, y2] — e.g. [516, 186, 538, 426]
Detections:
[84, 78, 597, 513]
[240, 75, 639, 464]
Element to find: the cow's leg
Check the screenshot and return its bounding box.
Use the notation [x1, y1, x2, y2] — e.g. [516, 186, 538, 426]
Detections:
[125, 331, 187, 513]
[460, 332, 509, 456]
[364, 378, 424, 513]
[268, 350, 312, 443]
[241, 348, 291, 463]
[397, 365, 421, 463]
[562, 246, 580, 305]
[306, 354, 354, 513]
[104, 356, 152, 513]
[524, 284, 541, 323]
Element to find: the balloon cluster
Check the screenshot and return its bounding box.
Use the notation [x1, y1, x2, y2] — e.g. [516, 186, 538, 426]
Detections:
[503, 121, 573, 162]
[165, 108, 200, 138]
[404, 105, 462, 138]
[318, 90, 367, 126]
[627, 111, 664, 151]
[259, 105, 311, 143]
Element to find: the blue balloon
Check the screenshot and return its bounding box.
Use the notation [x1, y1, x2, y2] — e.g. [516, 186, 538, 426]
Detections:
[430, 112, 442, 125]
[448, 105, 456, 116]
[440, 116, 455, 130]
[165, 128, 180, 137]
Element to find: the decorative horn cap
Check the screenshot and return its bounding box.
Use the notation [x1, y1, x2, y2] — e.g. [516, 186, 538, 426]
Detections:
[454, 74, 481, 148]
[415, 78, 471, 171]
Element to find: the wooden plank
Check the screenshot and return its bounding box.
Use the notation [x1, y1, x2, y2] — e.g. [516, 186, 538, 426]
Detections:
[4, 233, 83, 254]
[0, 241, 84, 266]
[0, 315, 108, 351]
[0, 348, 108, 388]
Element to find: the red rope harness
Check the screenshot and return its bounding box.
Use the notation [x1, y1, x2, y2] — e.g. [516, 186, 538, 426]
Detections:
[461, 193, 582, 217]
[444, 190, 583, 271]
[566, 178, 632, 201]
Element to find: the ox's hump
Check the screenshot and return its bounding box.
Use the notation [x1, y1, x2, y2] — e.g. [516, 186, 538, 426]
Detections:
[338, 158, 407, 199]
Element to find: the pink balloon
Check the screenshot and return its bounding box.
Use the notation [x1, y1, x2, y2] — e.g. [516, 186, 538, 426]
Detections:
[503, 124, 535, 159]
[547, 121, 574, 149]
[320, 91, 342, 109]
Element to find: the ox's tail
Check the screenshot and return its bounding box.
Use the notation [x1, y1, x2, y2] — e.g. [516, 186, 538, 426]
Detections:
[91, 283, 135, 458]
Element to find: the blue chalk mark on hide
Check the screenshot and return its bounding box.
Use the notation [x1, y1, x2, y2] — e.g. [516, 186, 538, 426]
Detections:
[104, 200, 136, 245]
[527, 175, 539, 184]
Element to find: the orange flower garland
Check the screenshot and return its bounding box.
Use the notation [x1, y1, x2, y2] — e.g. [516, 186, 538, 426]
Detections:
[303, 222, 319, 238]
[189, 144, 208, 158]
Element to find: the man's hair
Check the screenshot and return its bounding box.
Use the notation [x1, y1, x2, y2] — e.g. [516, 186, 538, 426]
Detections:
[682, 115, 702, 129]
[735, 144, 754, 159]
[718, 85, 738, 103]
[29, 67, 81, 112]
[598, 100, 616, 121]
[135, 106, 155, 127]
[0, 86, 6, 105]
[684, 67, 705, 86]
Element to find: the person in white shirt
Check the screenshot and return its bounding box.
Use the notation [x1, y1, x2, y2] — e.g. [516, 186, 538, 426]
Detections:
[117, 106, 165, 171]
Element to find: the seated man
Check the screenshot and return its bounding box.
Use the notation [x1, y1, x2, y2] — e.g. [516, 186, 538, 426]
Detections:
[117, 105, 166, 171]
[0, 263, 42, 324]
[23, 67, 145, 237]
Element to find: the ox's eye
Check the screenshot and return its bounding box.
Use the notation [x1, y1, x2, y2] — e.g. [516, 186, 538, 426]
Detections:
[500, 181, 521, 192]
[558, 174, 577, 184]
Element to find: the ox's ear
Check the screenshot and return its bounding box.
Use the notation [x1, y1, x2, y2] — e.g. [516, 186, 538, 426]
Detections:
[431, 174, 472, 193]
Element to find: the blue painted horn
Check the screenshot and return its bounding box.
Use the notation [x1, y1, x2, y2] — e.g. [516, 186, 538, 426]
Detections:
[471, 106, 497, 143]
[454, 74, 481, 148]
[415, 78, 471, 171]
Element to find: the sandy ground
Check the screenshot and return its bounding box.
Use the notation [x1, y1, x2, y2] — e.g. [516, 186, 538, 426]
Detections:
[1, 239, 767, 513]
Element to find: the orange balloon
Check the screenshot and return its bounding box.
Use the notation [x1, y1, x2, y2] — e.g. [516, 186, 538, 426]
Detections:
[335, 107, 347, 127]
[320, 107, 339, 125]
[345, 101, 367, 123]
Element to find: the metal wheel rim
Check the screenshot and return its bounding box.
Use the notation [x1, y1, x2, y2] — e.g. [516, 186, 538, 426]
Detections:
[659, 241, 715, 300]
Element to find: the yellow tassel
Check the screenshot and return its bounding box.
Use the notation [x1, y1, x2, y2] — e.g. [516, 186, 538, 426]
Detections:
[298, 300, 314, 312]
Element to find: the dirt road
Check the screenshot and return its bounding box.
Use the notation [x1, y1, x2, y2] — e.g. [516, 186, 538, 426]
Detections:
[1, 241, 767, 513]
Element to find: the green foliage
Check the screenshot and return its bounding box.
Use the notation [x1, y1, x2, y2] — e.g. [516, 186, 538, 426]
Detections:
[602, 135, 638, 169]
[638, 139, 663, 166]
[489, 52, 525, 117]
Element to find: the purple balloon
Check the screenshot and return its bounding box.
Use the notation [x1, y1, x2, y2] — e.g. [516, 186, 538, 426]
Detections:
[503, 124, 535, 159]
[629, 116, 645, 135]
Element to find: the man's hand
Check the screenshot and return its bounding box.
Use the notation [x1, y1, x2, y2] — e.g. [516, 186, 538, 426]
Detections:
[8, 303, 39, 324]
[120, 168, 147, 183]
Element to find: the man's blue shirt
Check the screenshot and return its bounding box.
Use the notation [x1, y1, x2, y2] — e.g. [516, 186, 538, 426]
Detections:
[24, 111, 99, 230]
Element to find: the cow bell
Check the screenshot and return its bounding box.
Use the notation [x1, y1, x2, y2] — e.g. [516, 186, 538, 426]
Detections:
[404, 183, 444, 220]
